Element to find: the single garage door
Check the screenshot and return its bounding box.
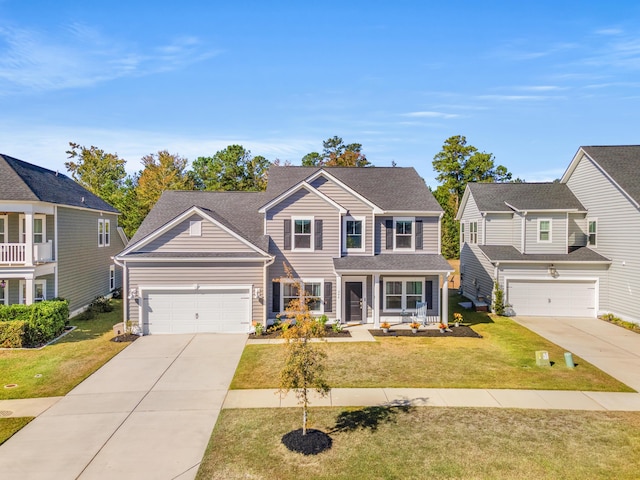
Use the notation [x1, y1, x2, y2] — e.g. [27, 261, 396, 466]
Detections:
[507, 280, 596, 317]
[143, 288, 252, 334]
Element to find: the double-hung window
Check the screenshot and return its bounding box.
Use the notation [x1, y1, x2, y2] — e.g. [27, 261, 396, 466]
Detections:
[460, 222, 465, 244]
[384, 278, 424, 312]
[538, 219, 551, 243]
[588, 220, 597, 247]
[98, 219, 111, 247]
[469, 221, 478, 244]
[19, 215, 46, 244]
[0, 215, 6, 244]
[293, 218, 312, 250]
[394, 218, 414, 250]
[109, 265, 116, 291]
[344, 216, 364, 252]
[281, 279, 323, 313]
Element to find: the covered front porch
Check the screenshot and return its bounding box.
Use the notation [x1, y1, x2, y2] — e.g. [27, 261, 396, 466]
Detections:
[0, 207, 55, 267]
[0, 266, 56, 305]
[333, 254, 454, 327]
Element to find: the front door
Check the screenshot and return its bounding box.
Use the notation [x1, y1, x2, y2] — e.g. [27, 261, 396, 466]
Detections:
[345, 282, 363, 323]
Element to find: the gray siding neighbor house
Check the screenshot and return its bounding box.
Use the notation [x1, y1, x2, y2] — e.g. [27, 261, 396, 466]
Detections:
[116, 166, 453, 335]
[457, 145, 640, 324]
[0, 154, 126, 315]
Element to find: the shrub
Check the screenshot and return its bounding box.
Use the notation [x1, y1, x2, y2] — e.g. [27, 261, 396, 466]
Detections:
[89, 296, 113, 314]
[492, 281, 505, 316]
[0, 300, 68, 347]
[0, 321, 26, 348]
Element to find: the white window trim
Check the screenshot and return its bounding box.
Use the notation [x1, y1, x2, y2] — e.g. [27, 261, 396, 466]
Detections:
[291, 216, 314, 251]
[537, 218, 552, 243]
[98, 219, 111, 247]
[588, 218, 597, 248]
[343, 215, 366, 253]
[109, 265, 116, 291]
[460, 222, 465, 244]
[0, 214, 7, 244]
[19, 214, 46, 244]
[469, 221, 478, 244]
[189, 220, 202, 237]
[393, 217, 415, 251]
[0, 280, 6, 305]
[19, 279, 47, 304]
[383, 277, 425, 313]
[280, 277, 324, 314]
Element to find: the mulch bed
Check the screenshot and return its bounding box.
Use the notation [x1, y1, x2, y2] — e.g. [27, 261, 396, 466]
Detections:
[111, 333, 140, 343]
[281, 428, 332, 455]
[249, 326, 351, 339]
[369, 325, 482, 338]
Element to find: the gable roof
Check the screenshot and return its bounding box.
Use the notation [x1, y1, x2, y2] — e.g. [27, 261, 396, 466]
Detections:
[266, 166, 442, 212]
[463, 182, 585, 214]
[563, 146, 640, 206]
[0, 154, 119, 213]
[258, 181, 347, 214]
[127, 190, 271, 252]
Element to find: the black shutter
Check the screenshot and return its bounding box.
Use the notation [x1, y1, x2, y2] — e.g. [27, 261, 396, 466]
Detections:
[380, 277, 385, 309]
[283, 219, 291, 250]
[272, 282, 280, 313]
[385, 220, 393, 250]
[324, 281, 332, 312]
[315, 219, 323, 250]
[425, 280, 433, 309]
[415, 220, 423, 250]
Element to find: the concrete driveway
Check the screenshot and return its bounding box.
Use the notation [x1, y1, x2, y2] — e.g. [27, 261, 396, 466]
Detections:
[0, 333, 247, 480]
[513, 316, 640, 391]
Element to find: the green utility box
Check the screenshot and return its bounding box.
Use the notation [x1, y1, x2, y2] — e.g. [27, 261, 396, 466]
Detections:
[564, 352, 575, 368]
[535, 350, 551, 367]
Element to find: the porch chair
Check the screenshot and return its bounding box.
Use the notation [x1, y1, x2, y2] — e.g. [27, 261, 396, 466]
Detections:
[413, 302, 429, 326]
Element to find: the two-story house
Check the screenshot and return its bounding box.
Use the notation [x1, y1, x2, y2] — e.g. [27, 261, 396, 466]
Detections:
[115, 166, 453, 334]
[457, 144, 640, 323]
[0, 154, 126, 315]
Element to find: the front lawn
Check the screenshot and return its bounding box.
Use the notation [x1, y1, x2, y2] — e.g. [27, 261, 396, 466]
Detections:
[231, 295, 632, 392]
[0, 300, 132, 400]
[0, 417, 33, 446]
[198, 407, 640, 480]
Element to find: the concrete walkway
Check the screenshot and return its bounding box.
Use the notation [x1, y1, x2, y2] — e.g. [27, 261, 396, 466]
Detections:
[513, 315, 640, 392]
[0, 333, 247, 480]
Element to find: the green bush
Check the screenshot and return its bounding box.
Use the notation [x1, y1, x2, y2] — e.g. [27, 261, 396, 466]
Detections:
[0, 300, 69, 347]
[0, 321, 26, 348]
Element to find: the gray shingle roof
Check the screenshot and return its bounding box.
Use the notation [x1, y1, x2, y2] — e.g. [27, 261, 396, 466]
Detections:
[478, 245, 611, 263]
[0, 154, 119, 213]
[266, 166, 442, 212]
[468, 182, 585, 212]
[333, 254, 453, 272]
[581, 146, 640, 205]
[128, 190, 271, 252]
[122, 251, 266, 259]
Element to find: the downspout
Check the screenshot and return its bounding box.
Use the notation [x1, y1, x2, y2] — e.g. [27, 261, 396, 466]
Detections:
[438, 212, 443, 254]
[263, 255, 276, 326]
[521, 212, 527, 252]
[113, 256, 127, 334]
[54, 205, 59, 298]
[493, 263, 500, 313]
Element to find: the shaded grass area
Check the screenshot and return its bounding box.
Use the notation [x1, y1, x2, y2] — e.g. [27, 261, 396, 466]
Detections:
[0, 417, 33, 446]
[0, 300, 131, 400]
[231, 295, 632, 392]
[197, 407, 640, 480]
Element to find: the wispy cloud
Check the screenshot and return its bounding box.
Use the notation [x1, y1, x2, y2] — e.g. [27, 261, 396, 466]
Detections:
[400, 111, 459, 119]
[491, 42, 578, 61]
[595, 28, 623, 36]
[0, 24, 219, 93]
[477, 94, 558, 101]
[514, 85, 566, 92]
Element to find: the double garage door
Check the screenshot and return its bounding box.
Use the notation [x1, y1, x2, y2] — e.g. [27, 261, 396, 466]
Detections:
[507, 280, 596, 317]
[143, 288, 252, 334]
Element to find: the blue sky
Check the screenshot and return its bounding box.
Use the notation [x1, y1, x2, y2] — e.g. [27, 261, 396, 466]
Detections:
[1, 1, 640, 188]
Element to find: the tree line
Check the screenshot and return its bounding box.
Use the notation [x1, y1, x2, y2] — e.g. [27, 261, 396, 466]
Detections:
[65, 134, 519, 256]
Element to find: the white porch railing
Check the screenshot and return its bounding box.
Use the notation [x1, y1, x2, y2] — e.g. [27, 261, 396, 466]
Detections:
[0, 241, 53, 264]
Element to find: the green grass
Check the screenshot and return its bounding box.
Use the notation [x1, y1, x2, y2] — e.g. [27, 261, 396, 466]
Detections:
[0, 417, 33, 445]
[0, 300, 132, 400]
[197, 407, 640, 480]
[231, 295, 632, 392]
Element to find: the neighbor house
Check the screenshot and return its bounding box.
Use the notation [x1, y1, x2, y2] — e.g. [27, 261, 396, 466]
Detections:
[115, 166, 453, 334]
[0, 154, 126, 315]
[457, 145, 640, 324]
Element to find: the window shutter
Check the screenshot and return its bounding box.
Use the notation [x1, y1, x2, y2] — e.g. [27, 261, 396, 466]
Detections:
[272, 282, 280, 313]
[385, 220, 393, 250]
[283, 219, 291, 250]
[415, 220, 423, 250]
[425, 280, 433, 309]
[324, 281, 332, 312]
[315, 219, 323, 250]
[380, 278, 385, 309]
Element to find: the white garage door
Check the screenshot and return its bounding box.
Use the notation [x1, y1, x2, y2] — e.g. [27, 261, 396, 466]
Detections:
[143, 288, 252, 334]
[507, 280, 596, 317]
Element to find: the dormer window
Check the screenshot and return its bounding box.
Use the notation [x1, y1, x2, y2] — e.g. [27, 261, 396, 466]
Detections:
[538, 219, 551, 243]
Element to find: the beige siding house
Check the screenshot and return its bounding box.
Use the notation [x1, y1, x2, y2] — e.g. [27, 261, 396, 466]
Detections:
[116, 166, 453, 335]
[0, 154, 126, 315]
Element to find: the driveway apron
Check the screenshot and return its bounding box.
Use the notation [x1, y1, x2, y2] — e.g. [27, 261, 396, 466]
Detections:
[513, 316, 640, 391]
[0, 333, 247, 480]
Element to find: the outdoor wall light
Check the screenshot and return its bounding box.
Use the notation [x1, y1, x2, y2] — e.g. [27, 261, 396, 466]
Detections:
[128, 287, 139, 300]
[253, 287, 263, 300]
[0, 280, 5, 289]
[548, 265, 558, 277]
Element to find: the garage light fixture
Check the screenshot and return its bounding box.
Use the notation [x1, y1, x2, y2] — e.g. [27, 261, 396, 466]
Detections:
[128, 287, 139, 300]
[548, 265, 558, 278]
[253, 287, 263, 300]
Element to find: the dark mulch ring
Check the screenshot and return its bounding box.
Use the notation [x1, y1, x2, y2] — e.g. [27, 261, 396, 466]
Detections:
[250, 326, 351, 339]
[369, 325, 482, 338]
[111, 333, 140, 343]
[281, 428, 332, 455]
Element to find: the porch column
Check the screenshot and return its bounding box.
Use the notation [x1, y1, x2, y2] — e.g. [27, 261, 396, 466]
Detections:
[24, 211, 33, 267]
[335, 273, 342, 322]
[25, 277, 34, 305]
[373, 273, 380, 327]
[442, 273, 449, 325]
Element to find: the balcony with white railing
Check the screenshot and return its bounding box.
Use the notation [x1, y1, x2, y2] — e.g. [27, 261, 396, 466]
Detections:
[0, 240, 53, 265]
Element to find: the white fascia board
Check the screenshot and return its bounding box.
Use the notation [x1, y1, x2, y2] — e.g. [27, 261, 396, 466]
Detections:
[335, 268, 454, 275]
[560, 147, 586, 184]
[455, 187, 472, 220]
[258, 181, 347, 214]
[305, 169, 384, 213]
[118, 206, 270, 257]
[118, 256, 272, 263]
[383, 211, 442, 216]
[494, 259, 612, 265]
